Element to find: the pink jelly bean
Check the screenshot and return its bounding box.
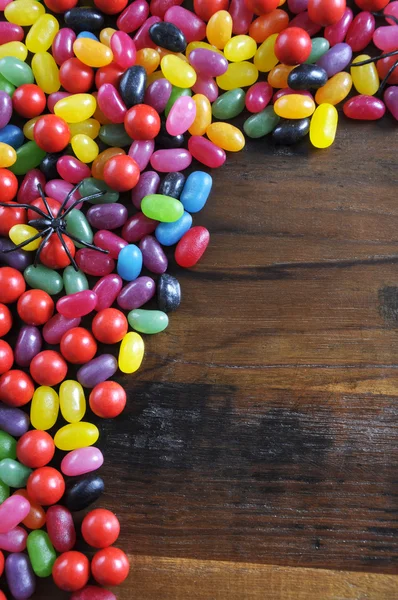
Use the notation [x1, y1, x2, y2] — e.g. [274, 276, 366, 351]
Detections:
[0, 496, 30, 534]
[43, 314, 81, 345]
[189, 48, 228, 77]
[57, 155, 91, 184]
[52, 28, 76, 66]
[93, 230, 127, 259]
[76, 249, 115, 276]
[385, 1, 398, 25]
[133, 15, 161, 50]
[0, 0, 12, 10]
[57, 290, 98, 318]
[128, 139, 154, 171]
[166, 96, 196, 136]
[97, 83, 127, 124]
[111, 31, 137, 70]
[0, 22, 24, 44]
[45, 180, 82, 210]
[0, 527, 27, 552]
[230, 0, 253, 34]
[48, 91, 71, 113]
[17, 169, 46, 204]
[131, 171, 160, 209]
[122, 212, 158, 242]
[150, 148, 192, 172]
[287, 0, 308, 13]
[384, 86, 398, 120]
[288, 11, 322, 36]
[144, 78, 172, 113]
[192, 75, 219, 102]
[150, 0, 183, 18]
[273, 88, 313, 102]
[188, 135, 226, 168]
[324, 7, 353, 46]
[61, 447, 104, 477]
[343, 95, 386, 120]
[373, 25, 398, 51]
[92, 274, 123, 311]
[345, 11, 375, 52]
[246, 82, 273, 113]
[164, 6, 206, 42]
[117, 0, 150, 33]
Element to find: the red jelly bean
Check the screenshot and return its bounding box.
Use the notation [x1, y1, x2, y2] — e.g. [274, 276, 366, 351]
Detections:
[12, 84, 46, 119]
[52, 28, 76, 66]
[92, 274, 123, 311]
[274, 27, 312, 64]
[60, 327, 97, 364]
[82, 508, 120, 548]
[34, 115, 71, 153]
[44, 0, 78, 12]
[46, 505, 76, 553]
[0, 340, 13, 375]
[27, 466, 65, 506]
[246, 82, 273, 112]
[0, 169, 18, 202]
[175, 226, 210, 267]
[16, 430, 55, 469]
[0, 370, 34, 407]
[0, 303, 12, 337]
[249, 10, 290, 43]
[0, 551, 3, 578]
[308, 0, 346, 26]
[133, 15, 161, 50]
[17, 169, 46, 205]
[95, 64, 125, 89]
[91, 547, 130, 587]
[93, 231, 127, 259]
[76, 249, 116, 276]
[0, 267, 25, 304]
[17, 289, 54, 326]
[343, 95, 386, 120]
[288, 11, 322, 36]
[117, 0, 150, 33]
[53, 551, 90, 592]
[230, 0, 254, 33]
[30, 350, 68, 386]
[60, 58, 94, 94]
[57, 290, 98, 318]
[188, 136, 226, 168]
[345, 11, 375, 52]
[97, 83, 127, 124]
[377, 55, 398, 85]
[150, 0, 183, 17]
[57, 155, 91, 184]
[324, 7, 353, 45]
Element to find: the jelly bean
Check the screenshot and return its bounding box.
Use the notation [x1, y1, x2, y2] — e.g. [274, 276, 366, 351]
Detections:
[23, 264, 63, 296]
[14, 325, 41, 368]
[63, 267, 89, 296]
[65, 210, 93, 249]
[384, 86, 398, 120]
[115, 244, 142, 281]
[377, 55, 398, 85]
[186, 94, 211, 136]
[90, 277, 121, 314]
[175, 226, 209, 267]
[0, 340, 13, 375]
[151, 148, 192, 172]
[16, 170, 44, 205]
[343, 95, 386, 120]
[149, 21, 186, 52]
[4, 0, 45, 26]
[144, 78, 172, 113]
[207, 122, 245, 152]
[0, 125, 25, 149]
[61, 447, 104, 477]
[0, 404, 29, 437]
[52, 28, 76, 66]
[130, 175, 159, 212]
[288, 11, 322, 36]
[60, 326, 97, 365]
[77, 354, 118, 388]
[27, 530, 56, 577]
[157, 273, 181, 312]
[0, 526, 27, 552]
[0, 41, 27, 61]
[206, 10, 232, 48]
[164, 85, 192, 117]
[128, 308, 168, 334]
[133, 15, 161, 50]
[64, 474, 104, 512]
[54, 422, 99, 451]
[274, 94, 315, 118]
[92, 308, 128, 344]
[188, 135, 226, 168]
[54, 93, 96, 123]
[127, 139, 154, 172]
[230, 0, 253, 34]
[26, 14, 59, 54]
[118, 331, 144, 374]
[161, 55, 197, 87]
[351, 54, 379, 96]
[0, 430, 16, 461]
[123, 215, 158, 246]
[225, 35, 257, 63]
[31, 52, 60, 95]
[45, 180, 82, 208]
[136, 47, 160, 75]
[309, 103, 338, 148]
[30, 386, 59, 431]
[59, 380, 86, 424]
[0, 459, 31, 489]
[253, 33, 278, 73]
[188, 49, 228, 79]
[249, 10, 289, 43]
[245, 82, 272, 113]
[346, 11, 375, 52]
[0, 142, 16, 168]
[117, 276, 156, 310]
[212, 88, 245, 120]
[141, 193, 184, 223]
[288, 64, 328, 89]
[73, 38, 113, 68]
[0, 73, 15, 96]
[109, 32, 136, 72]
[324, 7, 353, 45]
[5, 553, 36, 600]
[71, 134, 99, 163]
[117, 0, 150, 33]
[56, 290, 97, 319]
[272, 117, 310, 144]
[316, 42, 352, 77]
[59, 58, 95, 95]
[99, 123, 132, 148]
[65, 7, 104, 32]
[315, 71, 352, 104]
[0, 22, 24, 45]
[166, 96, 196, 136]
[0, 91, 12, 129]
[68, 119, 100, 140]
[159, 171, 185, 199]
[305, 37, 330, 63]
[139, 235, 168, 274]
[46, 505, 76, 553]
[56, 155, 90, 185]
[288, 0, 308, 12]
[93, 230, 127, 259]
[155, 211, 192, 245]
[40, 152, 63, 180]
[216, 61, 258, 90]
[373, 25, 398, 52]
[164, 5, 206, 42]
[42, 314, 81, 346]
[87, 206, 127, 235]
[48, 91, 71, 113]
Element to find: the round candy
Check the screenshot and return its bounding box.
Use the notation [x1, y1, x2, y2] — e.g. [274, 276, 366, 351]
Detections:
[103, 155, 140, 192]
[0, 201, 27, 237]
[0, 303, 12, 337]
[27, 466, 65, 506]
[308, 0, 346, 25]
[0, 169, 18, 202]
[12, 84, 46, 118]
[92, 309, 128, 344]
[16, 430, 55, 468]
[0, 267, 25, 304]
[30, 350, 68, 386]
[0, 370, 35, 407]
[17, 289, 54, 325]
[89, 381, 127, 419]
[91, 547, 129, 586]
[0, 340, 13, 375]
[53, 551, 90, 592]
[60, 327, 97, 364]
[34, 115, 70, 152]
[124, 104, 161, 140]
[274, 27, 311, 65]
[82, 508, 120, 548]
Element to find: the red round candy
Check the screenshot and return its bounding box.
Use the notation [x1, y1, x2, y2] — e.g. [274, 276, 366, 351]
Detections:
[274, 27, 312, 64]
[12, 84, 46, 118]
[124, 104, 161, 140]
[103, 155, 140, 192]
[40, 233, 76, 270]
[175, 226, 210, 268]
[355, 0, 388, 8]
[44, 0, 78, 11]
[0, 267, 26, 304]
[82, 509, 120, 548]
[28, 196, 60, 221]
[0, 169, 18, 202]
[89, 381, 127, 419]
[0, 369, 35, 406]
[0, 592, 5, 600]
[60, 58, 95, 94]
[193, 0, 228, 20]
[0, 303, 12, 337]
[17, 289, 54, 326]
[0, 200, 27, 237]
[92, 308, 128, 344]
[30, 350, 68, 386]
[244, 0, 279, 14]
[34, 115, 70, 153]
[53, 551, 90, 592]
[70, 587, 117, 600]
[0, 340, 13, 375]
[91, 547, 129, 586]
[308, 0, 346, 25]
[17, 430, 55, 468]
[27, 466, 65, 506]
[95, 64, 124, 89]
[94, 0, 128, 13]
[60, 327, 97, 364]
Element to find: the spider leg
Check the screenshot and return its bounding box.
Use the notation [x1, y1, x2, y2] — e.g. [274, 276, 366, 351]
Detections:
[56, 181, 84, 217]
[37, 183, 55, 217]
[56, 229, 79, 271]
[61, 191, 107, 218]
[34, 228, 53, 267]
[2, 229, 48, 253]
[350, 49, 398, 67]
[59, 228, 110, 254]
[378, 58, 398, 95]
[0, 202, 48, 218]
[372, 10, 398, 25]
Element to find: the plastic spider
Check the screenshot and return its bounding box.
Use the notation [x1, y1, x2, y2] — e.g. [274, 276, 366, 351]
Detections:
[0, 182, 109, 271]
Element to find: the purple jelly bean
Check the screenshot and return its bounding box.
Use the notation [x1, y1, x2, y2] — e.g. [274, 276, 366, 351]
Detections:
[77, 354, 118, 388]
[0, 496, 30, 534]
[87, 203, 128, 230]
[324, 7, 353, 46]
[166, 96, 197, 136]
[17, 169, 46, 205]
[128, 139, 154, 171]
[61, 447, 104, 477]
[117, 276, 156, 310]
[164, 6, 206, 42]
[0, 403, 30, 437]
[97, 83, 127, 124]
[0, 22, 24, 45]
[45, 180, 82, 210]
[48, 91, 71, 113]
[139, 235, 168, 274]
[345, 11, 375, 52]
[57, 155, 91, 184]
[92, 274, 123, 311]
[229, 0, 253, 34]
[52, 27, 76, 66]
[14, 326, 42, 368]
[373, 25, 398, 52]
[144, 78, 172, 113]
[0, 527, 28, 552]
[93, 230, 127, 259]
[131, 170, 160, 209]
[56, 290, 97, 318]
[287, 0, 308, 13]
[5, 553, 36, 600]
[0, 90, 13, 128]
[42, 313, 81, 345]
[117, 0, 150, 33]
[192, 75, 219, 102]
[0, 238, 32, 271]
[384, 86, 398, 120]
[76, 249, 116, 276]
[288, 11, 322, 36]
[189, 48, 228, 77]
[133, 15, 161, 50]
[316, 43, 352, 77]
[122, 212, 158, 242]
[150, 148, 192, 172]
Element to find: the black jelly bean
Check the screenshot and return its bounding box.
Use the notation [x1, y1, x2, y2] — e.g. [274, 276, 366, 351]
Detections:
[159, 172, 186, 199]
[158, 273, 181, 313]
[40, 152, 64, 181]
[119, 66, 147, 108]
[64, 7, 105, 32]
[272, 118, 310, 145]
[148, 22, 187, 53]
[287, 64, 328, 90]
[63, 474, 104, 512]
[156, 122, 185, 149]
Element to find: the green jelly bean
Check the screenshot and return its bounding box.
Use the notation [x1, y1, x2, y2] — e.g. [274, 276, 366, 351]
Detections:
[80, 177, 119, 204]
[305, 37, 330, 64]
[27, 531, 56, 578]
[24, 264, 63, 295]
[10, 141, 46, 175]
[0, 458, 32, 488]
[0, 431, 17, 461]
[63, 266, 89, 294]
[0, 73, 15, 96]
[0, 56, 34, 87]
[128, 309, 169, 334]
[243, 106, 280, 139]
[165, 86, 192, 117]
[141, 194, 184, 223]
[65, 208, 93, 247]
[212, 88, 246, 120]
[0, 479, 10, 504]
[99, 124, 132, 147]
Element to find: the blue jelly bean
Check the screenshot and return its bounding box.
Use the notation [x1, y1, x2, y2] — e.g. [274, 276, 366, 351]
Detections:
[76, 31, 99, 40]
[155, 211, 192, 246]
[0, 125, 24, 149]
[180, 171, 212, 214]
[117, 244, 143, 281]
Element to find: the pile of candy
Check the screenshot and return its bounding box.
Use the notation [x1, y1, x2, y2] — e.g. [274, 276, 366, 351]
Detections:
[0, 0, 397, 596]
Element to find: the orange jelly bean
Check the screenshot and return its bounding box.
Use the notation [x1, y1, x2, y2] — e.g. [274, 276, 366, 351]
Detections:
[249, 10, 289, 43]
[136, 48, 160, 75]
[13, 489, 46, 530]
[268, 63, 296, 88]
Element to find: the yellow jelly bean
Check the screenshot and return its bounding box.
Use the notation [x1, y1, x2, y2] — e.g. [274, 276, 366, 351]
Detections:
[309, 103, 338, 149]
[71, 134, 99, 163]
[161, 55, 197, 88]
[157, 47, 188, 63]
[30, 386, 59, 431]
[136, 48, 161, 75]
[146, 70, 164, 87]
[31, 51, 60, 94]
[5, 0, 45, 26]
[0, 41, 27, 61]
[118, 332, 144, 374]
[23, 117, 41, 141]
[315, 72, 352, 105]
[224, 35, 257, 62]
[68, 118, 101, 139]
[185, 41, 224, 57]
[54, 422, 99, 451]
[254, 33, 279, 72]
[268, 64, 297, 88]
[0, 142, 16, 168]
[189, 94, 212, 136]
[206, 10, 233, 49]
[206, 122, 245, 152]
[9, 224, 40, 251]
[26, 14, 59, 54]
[274, 94, 316, 119]
[73, 38, 113, 68]
[216, 61, 258, 91]
[351, 54, 379, 96]
[59, 380, 86, 424]
[99, 27, 116, 47]
[54, 94, 97, 123]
